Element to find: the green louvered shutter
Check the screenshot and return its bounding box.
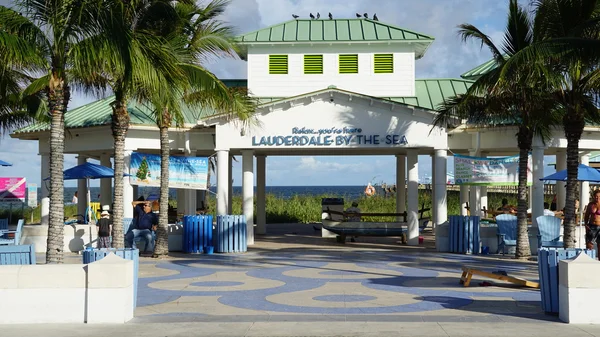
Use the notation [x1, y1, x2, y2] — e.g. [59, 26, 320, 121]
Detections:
[374, 54, 393, 73]
[339, 54, 358, 74]
[269, 55, 288, 74]
[304, 55, 323, 74]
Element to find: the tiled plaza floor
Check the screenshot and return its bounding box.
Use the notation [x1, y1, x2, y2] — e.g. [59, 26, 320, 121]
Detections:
[130, 224, 550, 324]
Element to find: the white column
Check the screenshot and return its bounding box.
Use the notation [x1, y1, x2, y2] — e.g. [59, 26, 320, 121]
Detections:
[532, 145, 545, 227]
[216, 150, 229, 216]
[480, 152, 488, 213]
[469, 149, 481, 217]
[256, 155, 266, 234]
[480, 186, 488, 213]
[407, 149, 419, 246]
[556, 150, 567, 211]
[40, 153, 50, 226]
[228, 155, 233, 214]
[100, 154, 112, 208]
[434, 149, 448, 232]
[77, 155, 87, 217]
[183, 152, 197, 216]
[242, 150, 255, 245]
[395, 155, 406, 218]
[122, 150, 134, 219]
[581, 154, 590, 206]
[431, 154, 437, 227]
[460, 185, 469, 216]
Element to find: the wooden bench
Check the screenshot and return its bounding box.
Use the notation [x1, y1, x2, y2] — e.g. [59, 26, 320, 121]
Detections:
[0, 244, 36, 265]
[459, 266, 539, 288]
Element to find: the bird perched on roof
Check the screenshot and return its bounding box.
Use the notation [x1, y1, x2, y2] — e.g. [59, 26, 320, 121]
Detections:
[363, 13, 369, 19]
[316, 12, 320, 19]
[292, 14, 299, 19]
[356, 13, 361, 18]
[309, 13, 315, 19]
[328, 12, 333, 19]
[373, 13, 378, 21]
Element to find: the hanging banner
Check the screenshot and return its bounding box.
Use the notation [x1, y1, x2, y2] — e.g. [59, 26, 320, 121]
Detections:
[129, 152, 209, 190]
[0, 177, 26, 203]
[454, 154, 532, 186]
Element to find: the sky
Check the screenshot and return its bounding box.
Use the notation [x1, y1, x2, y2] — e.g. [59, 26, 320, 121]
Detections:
[0, 0, 561, 187]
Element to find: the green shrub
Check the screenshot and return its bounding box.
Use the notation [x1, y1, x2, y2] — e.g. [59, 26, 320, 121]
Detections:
[13, 190, 553, 225]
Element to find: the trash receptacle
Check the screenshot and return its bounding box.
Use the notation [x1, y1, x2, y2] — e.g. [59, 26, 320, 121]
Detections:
[321, 198, 344, 238]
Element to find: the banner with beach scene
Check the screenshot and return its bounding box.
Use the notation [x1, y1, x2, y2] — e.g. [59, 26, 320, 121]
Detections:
[129, 152, 209, 190]
[454, 154, 532, 186]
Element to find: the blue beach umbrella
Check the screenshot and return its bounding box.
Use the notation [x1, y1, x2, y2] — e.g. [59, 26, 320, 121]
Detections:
[540, 163, 600, 244]
[0, 160, 12, 166]
[540, 164, 600, 182]
[62, 162, 124, 180]
[45, 162, 128, 242]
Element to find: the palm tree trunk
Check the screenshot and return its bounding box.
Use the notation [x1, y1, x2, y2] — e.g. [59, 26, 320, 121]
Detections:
[154, 111, 170, 256]
[111, 100, 130, 248]
[563, 112, 585, 248]
[46, 74, 68, 264]
[516, 128, 532, 259]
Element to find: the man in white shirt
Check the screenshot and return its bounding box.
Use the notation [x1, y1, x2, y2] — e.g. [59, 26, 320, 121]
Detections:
[543, 202, 556, 216]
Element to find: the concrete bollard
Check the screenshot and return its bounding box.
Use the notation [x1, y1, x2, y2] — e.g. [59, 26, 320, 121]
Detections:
[86, 253, 134, 323]
[559, 253, 600, 324]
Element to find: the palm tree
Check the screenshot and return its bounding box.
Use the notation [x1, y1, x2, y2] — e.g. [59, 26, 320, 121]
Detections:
[150, 0, 256, 257]
[433, 0, 560, 258]
[0, 0, 103, 263]
[0, 65, 47, 133]
[514, 0, 600, 247]
[77, 0, 186, 248]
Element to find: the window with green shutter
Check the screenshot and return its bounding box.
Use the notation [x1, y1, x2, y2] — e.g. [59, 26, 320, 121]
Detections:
[374, 54, 393, 73]
[304, 55, 323, 74]
[339, 54, 358, 74]
[269, 55, 288, 74]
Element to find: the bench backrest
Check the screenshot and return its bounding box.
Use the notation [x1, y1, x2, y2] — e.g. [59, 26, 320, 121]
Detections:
[0, 218, 7, 231]
[123, 218, 135, 235]
[0, 244, 36, 265]
[536, 215, 562, 242]
[15, 219, 24, 245]
[495, 214, 517, 241]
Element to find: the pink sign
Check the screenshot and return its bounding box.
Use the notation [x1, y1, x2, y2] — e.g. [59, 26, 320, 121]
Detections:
[0, 177, 26, 203]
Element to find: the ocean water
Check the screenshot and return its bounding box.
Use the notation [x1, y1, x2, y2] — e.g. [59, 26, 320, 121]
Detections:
[14, 185, 376, 206]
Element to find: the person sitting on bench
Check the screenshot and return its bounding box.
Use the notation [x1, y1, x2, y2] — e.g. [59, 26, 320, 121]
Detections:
[345, 201, 361, 222]
[126, 200, 158, 255]
[345, 202, 361, 242]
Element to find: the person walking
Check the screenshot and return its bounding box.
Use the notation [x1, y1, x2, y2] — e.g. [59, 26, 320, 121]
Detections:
[96, 210, 112, 248]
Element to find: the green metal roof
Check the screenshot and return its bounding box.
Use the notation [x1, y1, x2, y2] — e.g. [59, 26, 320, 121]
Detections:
[13, 96, 217, 134]
[238, 19, 433, 43]
[13, 78, 472, 135]
[255, 79, 473, 112]
[388, 79, 473, 110]
[461, 57, 501, 80]
[237, 19, 434, 58]
[13, 80, 247, 135]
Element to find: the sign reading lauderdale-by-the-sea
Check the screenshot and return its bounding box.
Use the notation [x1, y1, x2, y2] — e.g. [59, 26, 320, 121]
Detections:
[251, 126, 408, 147]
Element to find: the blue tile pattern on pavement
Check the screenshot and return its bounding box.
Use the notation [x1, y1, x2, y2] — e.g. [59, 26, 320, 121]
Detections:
[314, 295, 377, 302]
[137, 251, 541, 315]
[190, 281, 245, 287]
